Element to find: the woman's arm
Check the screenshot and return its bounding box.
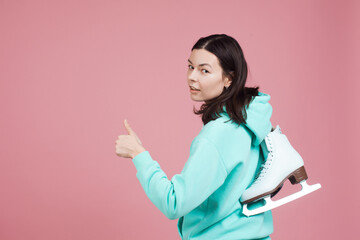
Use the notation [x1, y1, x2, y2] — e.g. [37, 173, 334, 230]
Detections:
[132, 136, 228, 220]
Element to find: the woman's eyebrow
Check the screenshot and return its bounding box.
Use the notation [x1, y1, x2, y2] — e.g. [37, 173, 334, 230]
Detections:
[188, 59, 212, 68]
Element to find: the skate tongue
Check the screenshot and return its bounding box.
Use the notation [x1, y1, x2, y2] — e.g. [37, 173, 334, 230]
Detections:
[274, 125, 282, 134]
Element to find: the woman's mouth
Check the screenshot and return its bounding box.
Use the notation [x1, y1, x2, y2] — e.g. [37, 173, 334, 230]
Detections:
[189, 86, 200, 92]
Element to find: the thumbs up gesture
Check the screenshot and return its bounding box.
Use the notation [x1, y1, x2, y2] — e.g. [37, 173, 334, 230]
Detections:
[115, 119, 146, 159]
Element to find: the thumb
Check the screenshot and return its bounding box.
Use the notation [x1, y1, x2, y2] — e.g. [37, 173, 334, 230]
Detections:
[124, 119, 134, 135]
[124, 119, 142, 144]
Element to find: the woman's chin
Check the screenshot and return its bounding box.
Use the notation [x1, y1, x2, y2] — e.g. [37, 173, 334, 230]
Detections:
[190, 96, 203, 102]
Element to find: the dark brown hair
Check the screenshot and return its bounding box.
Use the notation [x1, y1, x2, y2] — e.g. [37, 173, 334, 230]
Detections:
[191, 34, 259, 126]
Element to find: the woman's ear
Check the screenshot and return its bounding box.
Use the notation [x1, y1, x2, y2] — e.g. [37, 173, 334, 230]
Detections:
[223, 71, 234, 88]
[225, 76, 232, 88]
[227, 71, 235, 87]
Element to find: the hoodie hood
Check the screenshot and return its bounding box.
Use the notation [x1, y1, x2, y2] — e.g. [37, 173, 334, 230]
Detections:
[222, 92, 273, 146]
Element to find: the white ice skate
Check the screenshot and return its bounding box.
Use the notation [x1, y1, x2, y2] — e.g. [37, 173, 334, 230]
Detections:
[240, 125, 321, 217]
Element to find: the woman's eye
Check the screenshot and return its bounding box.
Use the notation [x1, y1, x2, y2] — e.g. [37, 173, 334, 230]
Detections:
[187, 65, 209, 73]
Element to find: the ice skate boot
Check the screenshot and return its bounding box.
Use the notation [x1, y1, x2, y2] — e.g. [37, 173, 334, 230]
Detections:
[240, 125, 321, 217]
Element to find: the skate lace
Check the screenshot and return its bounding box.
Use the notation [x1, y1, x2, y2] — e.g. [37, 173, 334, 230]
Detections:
[253, 135, 274, 184]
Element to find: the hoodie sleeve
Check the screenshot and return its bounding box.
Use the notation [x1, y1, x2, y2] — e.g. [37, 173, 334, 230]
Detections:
[131, 136, 228, 220]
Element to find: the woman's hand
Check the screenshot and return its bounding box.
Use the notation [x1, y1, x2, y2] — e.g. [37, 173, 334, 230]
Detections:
[115, 119, 146, 159]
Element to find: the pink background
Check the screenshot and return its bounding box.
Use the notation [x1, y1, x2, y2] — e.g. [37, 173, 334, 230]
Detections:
[1, 0, 359, 239]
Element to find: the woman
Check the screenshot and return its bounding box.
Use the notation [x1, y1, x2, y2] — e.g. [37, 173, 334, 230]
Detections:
[115, 34, 274, 239]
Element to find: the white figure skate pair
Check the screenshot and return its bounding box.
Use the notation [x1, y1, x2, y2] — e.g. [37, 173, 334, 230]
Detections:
[241, 125, 321, 217]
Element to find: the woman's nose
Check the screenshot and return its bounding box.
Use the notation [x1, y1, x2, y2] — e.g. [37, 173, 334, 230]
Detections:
[188, 70, 198, 81]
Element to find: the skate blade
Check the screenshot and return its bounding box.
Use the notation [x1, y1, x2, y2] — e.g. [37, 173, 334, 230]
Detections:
[242, 181, 321, 217]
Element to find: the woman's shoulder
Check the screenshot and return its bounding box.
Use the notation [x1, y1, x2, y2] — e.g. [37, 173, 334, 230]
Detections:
[194, 115, 253, 173]
[198, 115, 252, 147]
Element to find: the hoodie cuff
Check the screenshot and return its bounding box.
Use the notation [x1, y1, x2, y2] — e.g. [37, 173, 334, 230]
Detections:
[132, 150, 154, 171]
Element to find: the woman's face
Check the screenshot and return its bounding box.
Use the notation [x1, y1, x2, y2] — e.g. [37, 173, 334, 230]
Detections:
[187, 49, 231, 102]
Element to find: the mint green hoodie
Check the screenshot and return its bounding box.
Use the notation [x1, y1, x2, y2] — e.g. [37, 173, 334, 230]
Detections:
[132, 92, 274, 239]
